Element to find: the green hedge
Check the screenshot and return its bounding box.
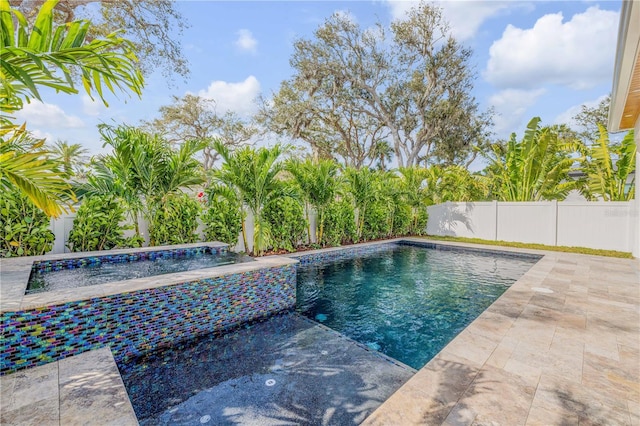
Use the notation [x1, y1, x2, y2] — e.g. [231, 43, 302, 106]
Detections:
[1, 189, 54, 257]
[67, 195, 138, 252]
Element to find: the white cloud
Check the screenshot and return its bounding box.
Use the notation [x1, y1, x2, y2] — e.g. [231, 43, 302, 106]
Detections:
[485, 6, 618, 90]
[15, 101, 84, 128]
[488, 88, 546, 137]
[554, 94, 609, 127]
[81, 95, 107, 117]
[234, 29, 257, 54]
[197, 76, 261, 118]
[385, 0, 519, 41]
[29, 129, 55, 141]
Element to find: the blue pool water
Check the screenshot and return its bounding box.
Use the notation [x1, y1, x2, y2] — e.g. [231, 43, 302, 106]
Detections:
[118, 313, 413, 425]
[27, 250, 252, 294]
[296, 243, 539, 369]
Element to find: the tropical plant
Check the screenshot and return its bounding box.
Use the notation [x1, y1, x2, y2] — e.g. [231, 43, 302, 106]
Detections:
[212, 141, 288, 256]
[371, 140, 394, 170]
[67, 195, 134, 252]
[0, 187, 54, 257]
[0, 0, 143, 118]
[397, 166, 431, 234]
[202, 185, 242, 246]
[47, 140, 89, 177]
[77, 125, 205, 244]
[344, 167, 379, 242]
[1, 124, 75, 217]
[361, 201, 391, 241]
[286, 158, 339, 244]
[1, 0, 144, 217]
[321, 198, 356, 247]
[426, 165, 487, 204]
[12, 0, 189, 82]
[391, 203, 412, 237]
[582, 125, 636, 201]
[482, 117, 581, 201]
[263, 195, 307, 252]
[374, 171, 414, 238]
[149, 194, 201, 246]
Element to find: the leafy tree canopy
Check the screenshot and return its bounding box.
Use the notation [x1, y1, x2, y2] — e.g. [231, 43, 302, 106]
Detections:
[259, 3, 493, 168]
[143, 94, 257, 170]
[572, 95, 610, 144]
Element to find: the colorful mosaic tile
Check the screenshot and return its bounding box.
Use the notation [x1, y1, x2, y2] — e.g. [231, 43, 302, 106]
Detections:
[1, 264, 295, 375]
[30, 246, 229, 273]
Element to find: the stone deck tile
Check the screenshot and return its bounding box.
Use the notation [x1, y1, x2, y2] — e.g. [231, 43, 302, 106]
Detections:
[363, 245, 639, 426]
[0, 348, 138, 426]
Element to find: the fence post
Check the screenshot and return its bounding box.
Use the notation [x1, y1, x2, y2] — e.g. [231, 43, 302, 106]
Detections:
[493, 200, 498, 241]
[552, 200, 558, 246]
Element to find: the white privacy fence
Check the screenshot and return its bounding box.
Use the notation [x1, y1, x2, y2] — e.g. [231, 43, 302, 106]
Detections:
[426, 201, 638, 253]
[49, 201, 637, 255]
[48, 209, 315, 255]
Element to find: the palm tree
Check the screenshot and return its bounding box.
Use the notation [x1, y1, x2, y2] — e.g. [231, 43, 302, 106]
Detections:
[286, 158, 339, 244]
[398, 166, 430, 234]
[212, 141, 287, 256]
[48, 140, 89, 177]
[483, 117, 581, 201]
[582, 125, 635, 201]
[0, 0, 143, 120]
[370, 140, 394, 171]
[0, 0, 144, 217]
[427, 165, 487, 203]
[344, 167, 379, 242]
[77, 125, 205, 243]
[1, 124, 75, 216]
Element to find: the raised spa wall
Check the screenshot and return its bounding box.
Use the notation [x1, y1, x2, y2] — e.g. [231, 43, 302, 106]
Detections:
[0, 243, 297, 375]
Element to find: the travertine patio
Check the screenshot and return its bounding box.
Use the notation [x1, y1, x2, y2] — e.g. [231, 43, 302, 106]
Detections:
[365, 242, 640, 425]
[1, 241, 638, 425]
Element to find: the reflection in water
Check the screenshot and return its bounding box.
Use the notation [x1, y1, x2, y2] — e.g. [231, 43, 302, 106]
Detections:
[297, 245, 538, 369]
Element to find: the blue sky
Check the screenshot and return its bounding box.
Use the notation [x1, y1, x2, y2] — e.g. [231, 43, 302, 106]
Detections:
[17, 1, 622, 161]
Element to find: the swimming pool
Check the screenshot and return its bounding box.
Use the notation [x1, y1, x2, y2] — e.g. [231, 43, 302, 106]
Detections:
[26, 247, 253, 294]
[117, 240, 540, 422]
[296, 242, 539, 369]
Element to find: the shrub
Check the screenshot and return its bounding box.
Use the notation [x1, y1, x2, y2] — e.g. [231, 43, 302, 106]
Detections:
[362, 201, 392, 241]
[391, 203, 412, 237]
[263, 196, 307, 252]
[321, 199, 356, 246]
[0, 188, 54, 257]
[67, 195, 135, 252]
[202, 198, 242, 246]
[150, 194, 201, 245]
[411, 209, 429, 236]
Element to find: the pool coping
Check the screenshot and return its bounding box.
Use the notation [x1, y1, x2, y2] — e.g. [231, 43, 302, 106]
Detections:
[0, 242, 298, 313]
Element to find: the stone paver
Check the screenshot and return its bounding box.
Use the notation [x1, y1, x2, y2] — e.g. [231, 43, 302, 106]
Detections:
[0, 348, 138, 426]
[364, 241, 640, 426]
